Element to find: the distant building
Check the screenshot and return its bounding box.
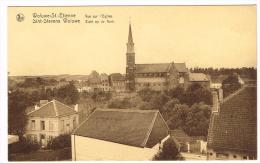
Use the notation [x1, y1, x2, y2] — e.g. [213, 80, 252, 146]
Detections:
[25, 99, 79, 147]
[125, 23, 210, 92]
[44, 81, 70, 91]
[71, 109, 169, 160]
[100, 73, 110, 92]
[188, 73, 210, 89]
[207, 86, 257, 160]
[109, 73, 126, 92]
[125, 24, 189, 92]
[170, 129, 207, 158]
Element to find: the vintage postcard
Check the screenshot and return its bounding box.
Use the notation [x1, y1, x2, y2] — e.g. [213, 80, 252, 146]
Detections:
[6, 4, 257, 161]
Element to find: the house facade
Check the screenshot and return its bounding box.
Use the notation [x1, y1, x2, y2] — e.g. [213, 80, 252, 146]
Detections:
[25, 99, 79, 147]
[71, 108, 170, 160]
[100, 73, 110, 92]
[207, 86, 257, 160]
[109, 73, 126, 92]
[188, 73, 211, 89]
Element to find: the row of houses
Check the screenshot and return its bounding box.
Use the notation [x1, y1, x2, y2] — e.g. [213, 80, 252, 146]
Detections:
[76, 71, 211, 93]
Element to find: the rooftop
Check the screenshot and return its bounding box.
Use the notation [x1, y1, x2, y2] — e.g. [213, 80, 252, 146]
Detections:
[207, 86, 257, 153]
[135, 63, 188, 74]
[109, 73, 125, 81]
[73, 108, 169, 148]
[189, 73, 210, 82]
[27, 99, 77, 118]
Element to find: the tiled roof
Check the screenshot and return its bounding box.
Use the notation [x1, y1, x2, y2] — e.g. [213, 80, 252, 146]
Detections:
[174, 63, 188, 73]
[207, 86, 257, 152]
[110, 73, 125, 81]
[73, 108, 169, 148]
[27, 99, 77, 118]
[135, 63, 187, 74]
[189, 73, 210, 82]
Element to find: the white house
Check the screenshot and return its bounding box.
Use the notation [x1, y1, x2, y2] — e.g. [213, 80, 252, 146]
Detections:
[71, 108, 170, 160]
[25, 99, 79, 147]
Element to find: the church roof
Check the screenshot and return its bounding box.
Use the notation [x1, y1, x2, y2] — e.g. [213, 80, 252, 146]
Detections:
[73, 108, 169, 148]
[27, 99, 77, 118]
[207, 86, 257, 153]
[135, 63, 187, 74]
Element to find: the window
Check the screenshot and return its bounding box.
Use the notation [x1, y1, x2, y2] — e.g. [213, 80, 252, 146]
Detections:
[233, 155, 237, 159]
[73, 118, 76, 129]
[31, 120, 35, 130]
[47, 136, 53, 143]
[33, 135, 37, 143]
[40, 121, 45, 130]
[49, 121, 54, 131]
[243, 156, 248, 160]
[61, 120, 64, 131]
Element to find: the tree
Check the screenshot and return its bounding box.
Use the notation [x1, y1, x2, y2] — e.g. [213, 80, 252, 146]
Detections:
[166, 86, 184, 99]
[56, 82, 79, 105]
[181, 83, 212, 106]
[137, 88, 159, 102]
[8, 91, 32, 136]
[108, 98, 131, 109]
[154, 138, 182, 160]
[47, 134, 71, 150]
[183, 103, 211, 136]
[165, 104, 189, 130]
[150, 93, 171, 110]
[222, 74, 242, 97]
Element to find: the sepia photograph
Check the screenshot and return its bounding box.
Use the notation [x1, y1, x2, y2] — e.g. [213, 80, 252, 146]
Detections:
[6, 4, 257, 161]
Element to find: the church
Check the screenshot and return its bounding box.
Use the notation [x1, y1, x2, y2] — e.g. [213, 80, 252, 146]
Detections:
[125, 24, 190, 91]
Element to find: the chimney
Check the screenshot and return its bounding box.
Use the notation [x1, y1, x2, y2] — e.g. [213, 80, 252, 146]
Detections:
[218, 88, 223, 103]
[212, 91, 219, 113]
[74, 104, 78, 112]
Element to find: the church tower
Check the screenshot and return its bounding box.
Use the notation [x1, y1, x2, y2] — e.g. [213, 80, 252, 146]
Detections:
[126, 23, 135, 91]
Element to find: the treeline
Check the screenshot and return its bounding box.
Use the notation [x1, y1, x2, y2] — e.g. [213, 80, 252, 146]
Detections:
[190, 67, 256, 79]
[16, 77, 58, 88]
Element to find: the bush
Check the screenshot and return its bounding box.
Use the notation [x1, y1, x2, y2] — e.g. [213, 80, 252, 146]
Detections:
[108, 98, 131, 109]
[47, 134, 71, 150]
[9, 137, 40, 154]
[153, 138, 182, 160]
[137, 88, 159, 102]
[222, 74, 242, 97]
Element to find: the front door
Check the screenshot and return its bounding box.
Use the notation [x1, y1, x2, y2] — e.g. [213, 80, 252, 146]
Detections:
[40, 134, 46, 147]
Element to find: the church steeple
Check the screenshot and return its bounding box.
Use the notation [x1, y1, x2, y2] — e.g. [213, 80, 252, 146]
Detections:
[126, 22, 135, 91]
[127, 23, 135, 54]
[128, 24, 133, 43]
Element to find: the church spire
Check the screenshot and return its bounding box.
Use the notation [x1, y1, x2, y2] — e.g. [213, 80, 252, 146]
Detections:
[128, 23, 134, 43]
[127, 23, 135, 54]
[126, 22, 135, 91]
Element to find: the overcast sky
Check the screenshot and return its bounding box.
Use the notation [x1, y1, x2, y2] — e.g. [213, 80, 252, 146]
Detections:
[8, 6, 256, 76]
